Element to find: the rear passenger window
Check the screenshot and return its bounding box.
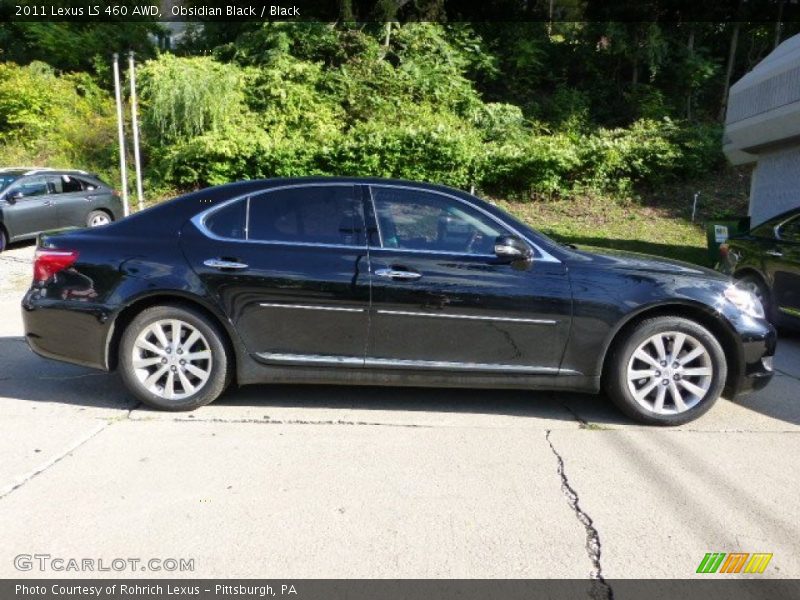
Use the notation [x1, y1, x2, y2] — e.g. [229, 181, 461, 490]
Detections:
[61, 176, 84, 193]
[205, 199, 247, 240]
[248, 186, 364, 246]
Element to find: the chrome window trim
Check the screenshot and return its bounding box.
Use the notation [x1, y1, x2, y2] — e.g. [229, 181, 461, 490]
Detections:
[366, 183, 561, 263]
[375, 309, 557, 325]
[191, 181, 561, 262]
[256, 352, 571, 374]
[260, 303, 365, 313]
[192, 182, 368, 250]
[775, 214, 800, 243]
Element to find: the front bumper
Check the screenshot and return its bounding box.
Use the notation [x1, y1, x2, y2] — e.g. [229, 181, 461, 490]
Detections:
[725, 313, 777, 396]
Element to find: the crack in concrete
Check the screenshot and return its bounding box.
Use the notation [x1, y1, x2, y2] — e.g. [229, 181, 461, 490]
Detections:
[775, 367, 800, 382]
[545, 430, 613, 600]
[0, 421, 110, 500]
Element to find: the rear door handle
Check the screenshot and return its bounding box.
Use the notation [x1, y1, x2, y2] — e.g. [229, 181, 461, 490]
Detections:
[767, 249, 784, 257]
[375, 268, 422, 280]
[203, 258, 249, 270]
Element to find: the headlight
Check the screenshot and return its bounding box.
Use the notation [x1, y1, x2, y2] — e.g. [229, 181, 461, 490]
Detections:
[723, 285, 765, 319]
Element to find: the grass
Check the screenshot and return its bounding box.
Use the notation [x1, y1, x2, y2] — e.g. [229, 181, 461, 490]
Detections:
[494, 195, 711, 265]
[491, 167, 752, 266]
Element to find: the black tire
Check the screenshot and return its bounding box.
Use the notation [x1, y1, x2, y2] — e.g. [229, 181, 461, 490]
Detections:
[86, 210, 112, 228]
[0, 227, 6, 253]
[735, 273, 772, 322]
[604, 316, 727, 425]
[119, 304, 232, 411]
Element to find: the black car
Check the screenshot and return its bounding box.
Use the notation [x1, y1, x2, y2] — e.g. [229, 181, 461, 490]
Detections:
[718, 206, 800, 330]
[21, 178, 776, 425]
[0, 167, 123, 252]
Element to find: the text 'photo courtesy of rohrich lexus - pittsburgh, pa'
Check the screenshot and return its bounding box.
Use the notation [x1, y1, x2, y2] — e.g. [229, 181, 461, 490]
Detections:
[21, 177, 776, 425]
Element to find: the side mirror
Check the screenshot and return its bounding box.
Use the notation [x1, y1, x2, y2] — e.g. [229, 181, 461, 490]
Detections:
[494, 235, 533, 262]
[7, 190, 23, 203]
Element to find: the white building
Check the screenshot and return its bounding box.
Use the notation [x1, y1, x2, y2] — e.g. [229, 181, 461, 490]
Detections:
[723, 33, 800, 226]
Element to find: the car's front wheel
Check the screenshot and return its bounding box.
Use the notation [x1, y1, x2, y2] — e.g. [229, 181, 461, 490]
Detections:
[605, 316, 727, 425]
[119, 304, 232, 411]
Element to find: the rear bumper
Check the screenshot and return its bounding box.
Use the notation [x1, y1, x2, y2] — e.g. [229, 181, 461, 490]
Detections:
[21, 290, 111, 371]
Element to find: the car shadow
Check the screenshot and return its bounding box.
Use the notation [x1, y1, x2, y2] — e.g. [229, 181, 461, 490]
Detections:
[1, 333, 798, 427]
[0, 335, 631, 425]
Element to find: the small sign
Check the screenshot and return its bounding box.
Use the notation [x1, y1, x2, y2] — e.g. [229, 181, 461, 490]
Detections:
[714, 225, 729, 243]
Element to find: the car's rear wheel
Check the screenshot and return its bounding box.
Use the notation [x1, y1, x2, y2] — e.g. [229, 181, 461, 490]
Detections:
[119, 305, 232, 411]
[0, 227, 6, 252]
[87, 210, 112, 227]
[605, 316, 727, 425]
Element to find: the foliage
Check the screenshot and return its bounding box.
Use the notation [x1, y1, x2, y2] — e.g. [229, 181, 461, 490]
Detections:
[0, 20, 742, 203]
[0, 61, 116, 176]
[138, 54, 246, 143]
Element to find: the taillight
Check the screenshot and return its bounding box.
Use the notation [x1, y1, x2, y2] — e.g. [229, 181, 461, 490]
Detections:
[719, 243, 730, 260]
[34, 249, 79, 283]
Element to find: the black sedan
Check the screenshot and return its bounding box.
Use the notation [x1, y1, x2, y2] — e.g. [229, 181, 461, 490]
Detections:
[22, 178, 775, 425]
[0, 167, 123, 252]
[718, 206, 800, 330]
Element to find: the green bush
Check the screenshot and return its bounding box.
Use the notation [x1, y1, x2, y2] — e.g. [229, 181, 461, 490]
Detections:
[321, 117, 484, 189]
[0, 61, 116, 178]
[482, 133, 582, 195]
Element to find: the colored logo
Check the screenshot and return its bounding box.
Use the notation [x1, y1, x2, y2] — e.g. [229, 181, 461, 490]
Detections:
[696, 552, 773, 574]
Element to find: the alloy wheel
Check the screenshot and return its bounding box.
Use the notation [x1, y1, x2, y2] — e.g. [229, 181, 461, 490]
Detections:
[89, 213, 111, 227]
[626, 331, 713, 415]
[131, 319, 213, 400]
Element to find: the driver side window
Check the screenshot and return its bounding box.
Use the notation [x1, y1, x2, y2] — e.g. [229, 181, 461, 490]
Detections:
[370, 187, 506, 255]
[15, 176, 49, 198]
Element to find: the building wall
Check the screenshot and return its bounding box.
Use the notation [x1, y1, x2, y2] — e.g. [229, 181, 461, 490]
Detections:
[749, 145, 800, 226]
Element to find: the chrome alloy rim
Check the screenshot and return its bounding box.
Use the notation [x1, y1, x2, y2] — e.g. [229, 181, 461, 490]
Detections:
[132, 319, 212, 400]
[89, 213, 110, 227]
[626, 332, 713, 415]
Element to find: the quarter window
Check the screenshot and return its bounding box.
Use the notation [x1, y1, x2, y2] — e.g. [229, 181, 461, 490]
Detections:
[370, 187, 507, 255]
[205, 198, 247, 240]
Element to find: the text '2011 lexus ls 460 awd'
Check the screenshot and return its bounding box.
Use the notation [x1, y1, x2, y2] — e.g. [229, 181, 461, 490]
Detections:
[21, 177, 776, 425]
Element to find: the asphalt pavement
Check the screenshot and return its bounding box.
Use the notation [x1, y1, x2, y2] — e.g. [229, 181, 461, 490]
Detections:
[1, 241, 798, 582]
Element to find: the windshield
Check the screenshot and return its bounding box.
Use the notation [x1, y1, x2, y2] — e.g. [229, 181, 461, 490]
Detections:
[0, 175, 18, 193]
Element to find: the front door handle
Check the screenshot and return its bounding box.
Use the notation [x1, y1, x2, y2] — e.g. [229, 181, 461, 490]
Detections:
[375, 268, 422, 280]
[767, 249, 784, 257]
[203, 258, 249, 270]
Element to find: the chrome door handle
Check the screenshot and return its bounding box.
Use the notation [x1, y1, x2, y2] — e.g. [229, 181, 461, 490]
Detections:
[43, 200, 53, 206]
[766, 250, 784, 257]
[375, 268, 422, 280]
[203, 258, 249, 270]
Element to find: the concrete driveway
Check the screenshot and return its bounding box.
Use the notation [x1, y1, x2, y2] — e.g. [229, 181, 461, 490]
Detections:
[1, 241, 799, 584]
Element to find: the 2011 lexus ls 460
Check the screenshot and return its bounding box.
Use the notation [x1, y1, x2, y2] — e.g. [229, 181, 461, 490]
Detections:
[21, 178, 776, 425]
